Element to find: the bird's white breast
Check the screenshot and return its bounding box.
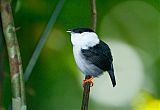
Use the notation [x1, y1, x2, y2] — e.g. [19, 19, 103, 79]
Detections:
[73, 46, 103, 76]
[71, 32, 103, 76]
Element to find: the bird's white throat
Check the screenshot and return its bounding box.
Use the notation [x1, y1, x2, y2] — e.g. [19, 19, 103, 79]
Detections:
[71, 32, 99, 49]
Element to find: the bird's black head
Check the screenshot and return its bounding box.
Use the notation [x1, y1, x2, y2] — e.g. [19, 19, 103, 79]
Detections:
[67, 28, 94, 34]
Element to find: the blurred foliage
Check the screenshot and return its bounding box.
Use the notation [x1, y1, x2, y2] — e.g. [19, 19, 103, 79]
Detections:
[133, 92, 160, 110]
[1, 0, 160, 110]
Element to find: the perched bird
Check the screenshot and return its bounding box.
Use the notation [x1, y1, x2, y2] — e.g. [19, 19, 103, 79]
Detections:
[67, 28, 116, 87]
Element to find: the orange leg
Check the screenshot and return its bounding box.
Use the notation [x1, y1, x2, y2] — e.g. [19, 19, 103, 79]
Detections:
[83, 76, 94, 87]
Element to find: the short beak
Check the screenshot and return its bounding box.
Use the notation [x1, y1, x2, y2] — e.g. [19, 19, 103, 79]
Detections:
[66, 29, 71, 33]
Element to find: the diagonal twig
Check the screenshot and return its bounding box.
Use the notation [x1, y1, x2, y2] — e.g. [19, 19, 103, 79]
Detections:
[81, 0, 97, 110]
[24, 0, 65, 81]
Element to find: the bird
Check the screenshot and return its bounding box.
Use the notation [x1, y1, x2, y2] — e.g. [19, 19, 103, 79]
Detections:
[67, 27, 116, 87]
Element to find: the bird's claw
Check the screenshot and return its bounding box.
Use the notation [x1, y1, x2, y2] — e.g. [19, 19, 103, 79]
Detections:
[82, 77, 94, 87]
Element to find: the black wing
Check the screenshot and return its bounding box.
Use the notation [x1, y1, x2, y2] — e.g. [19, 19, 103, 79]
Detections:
[81, 40, 113, 71]
[81, 40, 116, 87]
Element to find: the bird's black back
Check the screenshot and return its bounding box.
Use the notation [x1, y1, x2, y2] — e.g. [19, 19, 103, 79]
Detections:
[81, 40, 116, 87]
[81, 40, 113, 71]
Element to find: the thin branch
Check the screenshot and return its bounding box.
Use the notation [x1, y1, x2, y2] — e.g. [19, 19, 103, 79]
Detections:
[81, 75, 91, 110]
[91, 0, 97, 32]
[24, 0, 65, 81]
[0, 0, 26, 110]
[81, 0, 97, 110]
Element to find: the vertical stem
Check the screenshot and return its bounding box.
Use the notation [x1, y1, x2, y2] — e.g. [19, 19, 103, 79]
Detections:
[81, 75, 91, 110]
[81, 0, 97, 110]
[91, 0, 97, 32]
[0, 0, 26, 110]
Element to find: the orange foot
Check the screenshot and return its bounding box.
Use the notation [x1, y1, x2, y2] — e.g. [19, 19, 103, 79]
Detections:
[83, 76, 94, 87]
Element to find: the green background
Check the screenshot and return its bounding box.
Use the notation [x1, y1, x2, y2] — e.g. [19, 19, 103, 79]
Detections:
[1, 0, 160, 110]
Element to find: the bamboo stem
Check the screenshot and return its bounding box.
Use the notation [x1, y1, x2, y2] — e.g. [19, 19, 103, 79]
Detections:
[0, 0, 26, 109]
[0, 22, 4, 110]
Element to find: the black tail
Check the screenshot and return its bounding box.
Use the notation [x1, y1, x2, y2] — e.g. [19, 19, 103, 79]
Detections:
[108, 64, 116, 87]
